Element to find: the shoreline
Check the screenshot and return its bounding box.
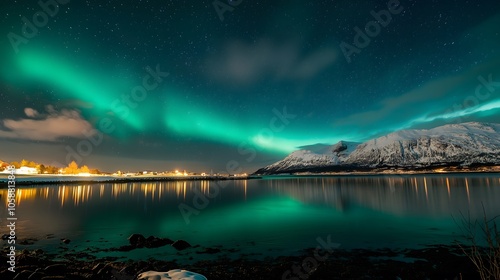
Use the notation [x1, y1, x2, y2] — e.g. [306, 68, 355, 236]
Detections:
[254, 165, 500, 176]
[1, 170, 499, 187]
[0, 174, 261, 187]
[0, 242, 479, 280]
[263, 169, 500, 177]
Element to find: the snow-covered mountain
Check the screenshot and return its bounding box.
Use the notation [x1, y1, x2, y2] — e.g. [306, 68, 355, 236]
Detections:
[254, 122, 500, 174]
[256, 141, 360, 174]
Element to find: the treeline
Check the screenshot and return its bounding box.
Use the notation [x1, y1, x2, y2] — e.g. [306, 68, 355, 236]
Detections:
[61, 161, 100, 175]
[1, 159, 100, 174]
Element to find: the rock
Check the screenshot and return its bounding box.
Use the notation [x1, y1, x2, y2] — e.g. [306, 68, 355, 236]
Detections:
[126, 234, 173, 249]
[19, 238, 37, 245]
[171, 240, 191, 251]
[17, 254, 39, 266]
[33, 249, 44, 256]
[14, 266, 39, 273]
[60, 239, 71, 244]
[116, 245, 135, 252]
[91, 262, 113, 276]
[145, 236, 173, 248]
[197, 247, 221, 254]
[119, 265, 136, 275]
[28, 271, 44, 280]
[128, 234, 146, 247]
[44, 264, 66, 275]
[14, 270, 34, 280]
[97, 265, 112, 276]
[91, 263, 105, 272]
[137, 270, 207, 280]
[65, 273, 89, 280]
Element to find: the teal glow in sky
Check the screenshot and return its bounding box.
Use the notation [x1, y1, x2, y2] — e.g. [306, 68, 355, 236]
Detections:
[0, 1, 499, 172]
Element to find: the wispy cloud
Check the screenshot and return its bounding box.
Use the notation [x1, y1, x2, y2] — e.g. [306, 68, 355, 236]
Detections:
[0, 106, 93, 141]
[334, 58, 500, 139]
[205, 39, 338, 86]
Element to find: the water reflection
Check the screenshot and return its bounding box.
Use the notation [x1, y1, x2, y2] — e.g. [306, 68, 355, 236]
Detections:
[2, 175, 500, 218]
[265, 175, 500, 218]
[1, 175, 499, 256]
[1, 180, 235, 208]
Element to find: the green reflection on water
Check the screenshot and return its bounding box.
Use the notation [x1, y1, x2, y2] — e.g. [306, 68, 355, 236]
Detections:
[1, 175, 499, 260]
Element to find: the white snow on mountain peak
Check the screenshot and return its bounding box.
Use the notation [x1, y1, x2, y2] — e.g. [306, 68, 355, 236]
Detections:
[261, 140, 361, 173]
[255, 122, 500, 174]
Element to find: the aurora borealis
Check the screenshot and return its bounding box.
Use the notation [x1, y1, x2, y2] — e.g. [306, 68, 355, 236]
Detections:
[1, 0, 500, 172]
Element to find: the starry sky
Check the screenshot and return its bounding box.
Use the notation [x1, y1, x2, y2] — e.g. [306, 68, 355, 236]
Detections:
[0, 0, 499, 173]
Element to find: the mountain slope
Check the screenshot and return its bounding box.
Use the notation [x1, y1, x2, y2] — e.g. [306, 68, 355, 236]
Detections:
[254, 122, 500, 174]
[255, 141, 360, 174]
[346, 122, 500, 167]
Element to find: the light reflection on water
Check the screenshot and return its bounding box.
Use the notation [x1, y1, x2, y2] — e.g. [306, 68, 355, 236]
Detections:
[4, 179, 253, 208]
[264, 175, 500, 217]
[1, 174, 499, 260]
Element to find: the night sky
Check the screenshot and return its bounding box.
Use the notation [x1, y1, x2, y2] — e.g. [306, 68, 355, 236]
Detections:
[0, 0, 499, 173]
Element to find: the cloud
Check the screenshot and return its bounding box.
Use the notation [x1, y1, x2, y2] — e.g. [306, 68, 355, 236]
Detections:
[0, 107, 94, 141]
[329, 13, 500, 141]
[338, 74, 465, 125]
[292, 48, 338, 79]
[205, 39, 338, 86]
[24, 108, 39, 117]
[333, 58, 500, 139]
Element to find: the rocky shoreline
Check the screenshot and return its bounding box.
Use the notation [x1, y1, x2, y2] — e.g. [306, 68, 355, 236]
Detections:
[1, 235, 480, 280]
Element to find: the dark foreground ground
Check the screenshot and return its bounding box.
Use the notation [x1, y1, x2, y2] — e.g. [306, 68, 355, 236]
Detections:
[0, 244, 479, 280]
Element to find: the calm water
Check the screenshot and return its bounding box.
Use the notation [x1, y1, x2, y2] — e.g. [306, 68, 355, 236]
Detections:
[1, 174, 499, 262]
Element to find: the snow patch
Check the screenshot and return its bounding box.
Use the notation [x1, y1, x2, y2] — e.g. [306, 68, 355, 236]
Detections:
[137, 270, 207, 280]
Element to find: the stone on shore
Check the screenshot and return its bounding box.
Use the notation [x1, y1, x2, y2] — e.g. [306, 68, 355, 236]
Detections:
[128, 234, 146, 247]
[138, 270, 207, 280]
[171, 240, 191, 251]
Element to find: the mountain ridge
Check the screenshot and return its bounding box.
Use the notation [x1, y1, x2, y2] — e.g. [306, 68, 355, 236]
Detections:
[254, 122, 500, 175]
